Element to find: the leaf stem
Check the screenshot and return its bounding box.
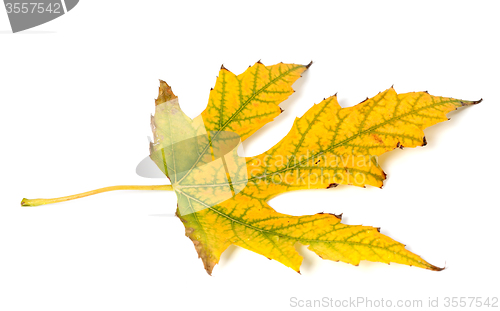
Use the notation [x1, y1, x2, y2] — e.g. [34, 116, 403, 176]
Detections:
[20, 185, 173, 206]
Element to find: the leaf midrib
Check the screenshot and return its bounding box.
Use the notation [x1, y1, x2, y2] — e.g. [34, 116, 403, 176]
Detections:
[175, 64, 304, 186]
[246, 97, 457, 182]
[177, 190, 429, 267]
[173, 97, 459, 190]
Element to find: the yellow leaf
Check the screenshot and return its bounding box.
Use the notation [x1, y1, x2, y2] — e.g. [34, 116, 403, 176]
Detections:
[149, 62, 479, 274]
[201, 62, 310, 141]
[178, 195, 444, 274]
[246, 88, 480, 195]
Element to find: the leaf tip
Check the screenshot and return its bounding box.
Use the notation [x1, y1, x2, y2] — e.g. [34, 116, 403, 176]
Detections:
[316, 211, 342, 220]
[422, 136, 427, 146]
[155, 80, 177, 106]
[327, 183, 339, 189]
[462, 98, 482, 106]
[220, 64, 229, 71]
[205, 267, 214, 276]
[429, 263, 445, 271]
[359, 97, 369, 104]
[305, 60, 313, 69]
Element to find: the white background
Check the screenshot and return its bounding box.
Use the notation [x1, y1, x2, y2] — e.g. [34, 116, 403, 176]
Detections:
[1, 1, 499, 310]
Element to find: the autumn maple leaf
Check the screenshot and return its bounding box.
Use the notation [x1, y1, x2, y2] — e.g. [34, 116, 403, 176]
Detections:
[22, 61, 480, 275]
[148, 62, 479, 274]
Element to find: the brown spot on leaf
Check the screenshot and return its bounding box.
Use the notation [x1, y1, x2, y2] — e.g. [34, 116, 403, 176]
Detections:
[371, 134, 384, 144]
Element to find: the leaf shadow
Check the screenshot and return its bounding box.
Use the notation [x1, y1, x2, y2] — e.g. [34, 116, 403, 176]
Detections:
[294, 242, 320, 273]
[149, 213, 176, 217]
[376, 107, 472, 186]
[219, 244, 240, 263]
